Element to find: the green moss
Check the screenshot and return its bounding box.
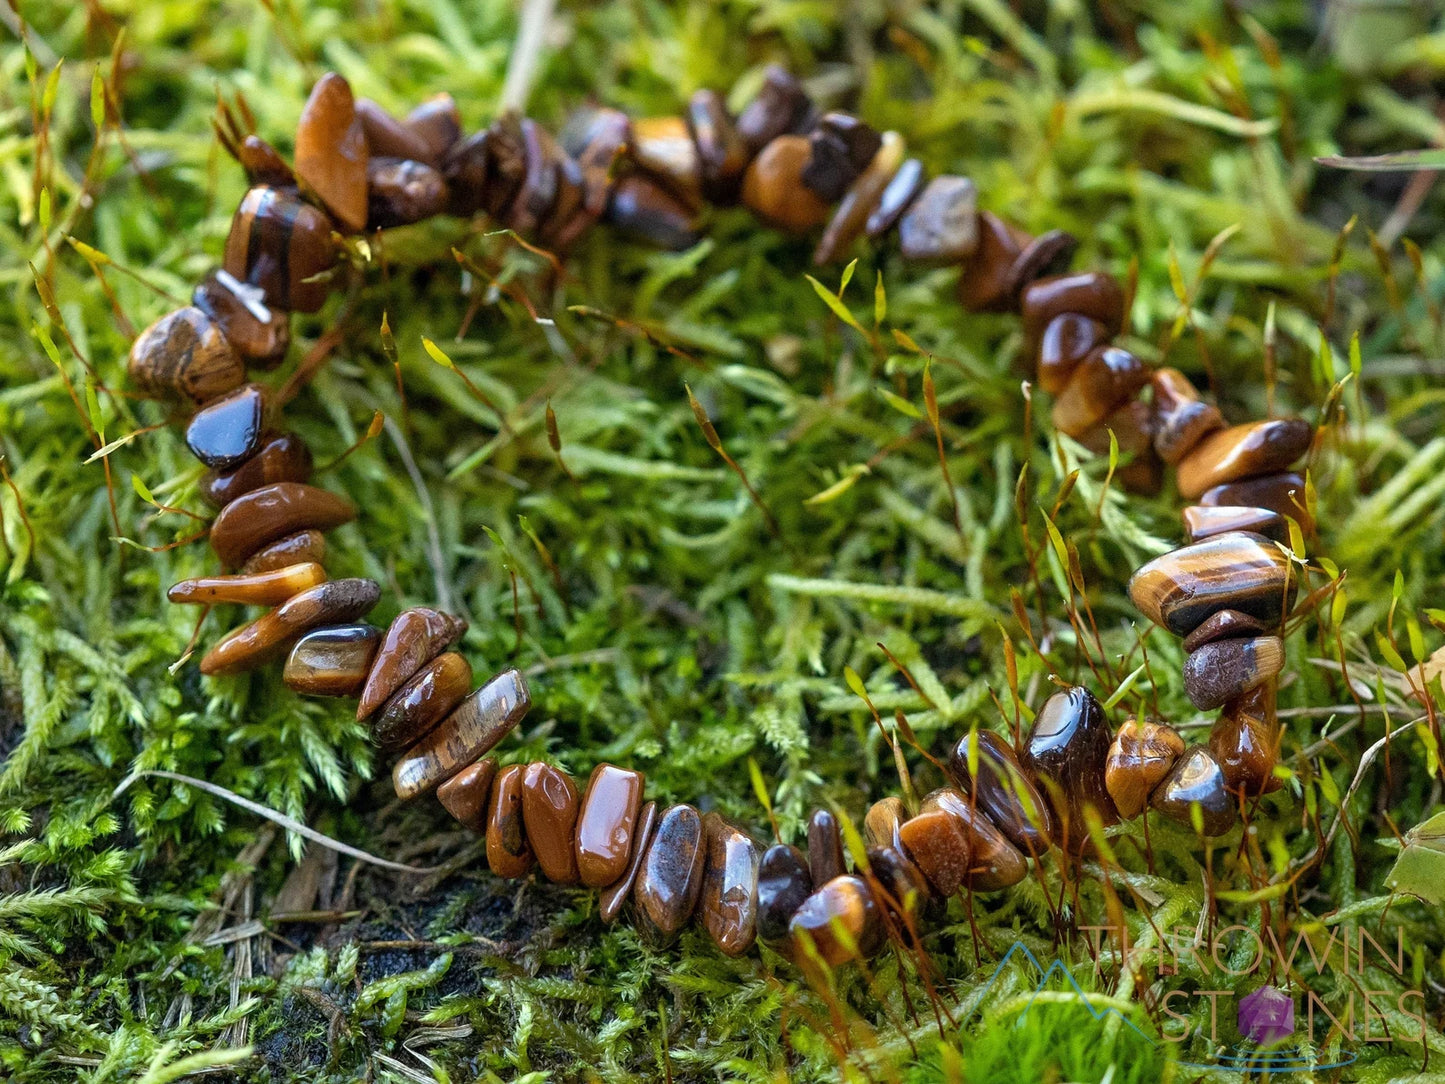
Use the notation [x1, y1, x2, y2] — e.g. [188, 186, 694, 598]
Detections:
[0, 0, 1443, 1080]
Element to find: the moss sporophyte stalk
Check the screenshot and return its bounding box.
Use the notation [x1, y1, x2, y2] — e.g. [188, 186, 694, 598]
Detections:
[3, 1, 1445, 1081]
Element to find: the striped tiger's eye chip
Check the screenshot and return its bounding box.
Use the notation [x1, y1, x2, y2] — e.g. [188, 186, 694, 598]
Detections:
[128, 306, 245, 404]
[283, 623, 380, 697]
[224, 186, 336, 314]
[210, 482, 356, 568]
[1176, 419, 1313, 499]
[1104, 719, 1185, 820]
[392, 669, 530, 800]
[1128, 531, 1295, 637]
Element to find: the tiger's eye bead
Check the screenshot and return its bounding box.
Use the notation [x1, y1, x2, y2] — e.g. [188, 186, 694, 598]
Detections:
[814, 131, 904, 265]
[1183, 504, 1289, 545]
[801, 113, 882, 202]
[865, 845, 932, 937]
[756, 843, 812, 943]
[404, 94, 462, 163]
[357, 607, 468, 722]
[1150, 746, 1236, 836]
[167, 561, 326, 606]
[1128, 531, 1295, 637]
[735, 65, 812, 154]
[789, 875, 882, 967]
[1051, 346, 1148, 439]
[201, 431, 314, 509]
[945, 729, 1055, 857]
[1210, 682, 1282, 796]
[605, 175, 699, 251]
[631, 116, 702, 206]
[1176, 419, 1313, 500]
[1007, 231, 1079, 299]
[440, 130, 493, 217]
[863, 796, 907, 850]
[600, 800, 657, 924]
[210, 482, 357, 568]
[282, 623, 380, 697]
[1201, 472, 1311, 532]
[897, 798, 973, 897]
[1104, 719, 1185, 819]
[436, 756, 497, 833]
[392, 669, 530, 800]
[958, 212, 1027, 313]
[1080, 398, 1157, 460]
[865, 156, 925, 239]
[807, 808, 847, 886]
[897, 175, 980, 265]
[1037, 314, 1108, 395]
[294, 72, 368, 234]
[1183, 609, 1266, 653]
[1022, 686, 1118, 853]
[1150, 369, 1224, 465]
[1021, 271, 1126, 345]
[575, 764, 646, 888]
[741, 135, 831, 234]
[919, 789, 1027, 891]
[633, 804, 707, 940]
[1183, 635, 1284, 711]
[521, 762, 581, 885]
[562, 107, 632, 220]
[700, 813, 761, 957]
[199, 578, 380, 675]
[687, 89, 748, 201]
[356, 98, 435, 165]
[370, 651, 473, 753]
[193, 270, 291, 368]
[240, 529, 326, 575]
[366, 158, 448, 229]
[486, 763, 534, 878]
[237, 135, 295, 187]
[506, 119, 563, 235]
[128, 306, 245, 403]
[224, 186, 336, 314]
[185, 383, 266, 471]
[468, 113, 527, 219]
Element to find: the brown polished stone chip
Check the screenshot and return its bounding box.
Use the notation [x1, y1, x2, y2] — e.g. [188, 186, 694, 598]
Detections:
[436, 757, 497, 833]
[1183, 635, 1284, 711]
[199, 578, 380, 675]
[1150, 368, 1225, 466]
[788, 874, 881, 968]
[897, 175, 980, 265]
[193, 269, 291, 368]
[897, 799, 974, 897]
[700, 813, 761, 957]
[357, 607, 468, 722]
[210, 482, 357, 568]
[1182, 504, 1289, 545]
[958, 212, 1028, 313]
[392, 669, 530, 800]
[755, 843, 812, 943]
[1021, 271, 1125, 344]
[1051, 346, 1148, 438]
[186, 383, 266, 471]
[1176, 419, 1313, 499]
[370, 651, 473, 753]
[356, 98, 435, 164]
[815, 131, 904, 265]
[1021, 685, 1119, 853]
[295, 72, 368, 233]
[741, 135, 831, 234]
[521, 762, 581, 885]
[945, 729, 1055, 857]
[687, 89, 748, 200]
[240, 530, 327, 575]
[865, 156, 925, 239]
[863, 796, 907, 850]
[920, 788, 1026, 891]
[1210, 683, 1282, 797]
[600, 800, 658, 925]
[1128, 531, 1295, 637]
[366, 158, 449, 229]
[633, 804, 707, 940]
[806, 808, 847, 886]
[1200, 472, 1311, 533]
[1151, 746, 1237, 837]
[283, 623, 380, 697]
[201, 431, 313, 508]
[575, 764, 646, 888]
[1183, 608, 1267, 653]
[223, 186, 336, 314]
[735, 65, 812, 154]
[1104, 719, 1185, 819]
[1037, 314, 1108, 396]
[404, 94, 462, 163]
[168, 561, 326, 606]
[485, 762, 534, 878]
[128, 306, 245, 404]
[605, 175, 700, 251]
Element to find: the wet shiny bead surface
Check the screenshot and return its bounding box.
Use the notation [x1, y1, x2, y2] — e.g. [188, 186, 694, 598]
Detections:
[600, 801, 658, 924]
[736, 65, 812, 153]
[185, 383, 265, 470]
[865, 156, 925, 239]
[1183, 609, 1267, 652]
[521, 763, 581, 885]
[201, 431, 313, 508]
[392, 669, 530, 800]
[168, 562, 327, 607]
[1051, 346, 1148, 438]
[920, 789, 1027, 891]
[633, 804, 707, 940]
[700, 814, 761, 957]
[1037, 314, 1108, 395]
[807, 808, 846, 886]
[1021, 271, 1126, 344]
[801, 113, 881, 201]
[486, 763, 534, 878]
[210, 482, 357, 569]
[356, 98, 435, 164]
[1210, 683, 1282, 796]
[574, 764, 646, 888]
[240, 530, 326, 575]
[741, 135, 831, 234]
[946, 729, 1055, 857]
[294, 72, 368, 233]
[1183, 635, 1284, 711]
[1022, 686, 1118, 851]
[631, 116, 702, 205]
[1104, 719, 1185, 819]
[436, 757, 497, 833]
[1183, 504, 1289, 545]
[199, 578, 380, 675]
[370, 651, 473, 753]
[283, 623, 380, 697]
[1150, 369, 1224, 465]
[128, 306, 245, 403]
[605, 175, 699, 251]
[756, 843, 812, 943]
[897, 175, 979, 264]
[958, 212, 1026, 312]
[224, 186, 336, 314]
[815, 131, 904, 265]
[864, 796, 907, 850]
[788, 875, 881, 968]
[366, 158, 448, 229]
[1128, 531, 1295, 637]
[1151, 746, 1237, 836]
[193, 270, 290, 367]
[357, 607, 468, 721]
[897, 798, 974, 897]
[1201, 472, 1311, 532]
[1176, 419, 1313, 499]
[687, 89, 748, 200]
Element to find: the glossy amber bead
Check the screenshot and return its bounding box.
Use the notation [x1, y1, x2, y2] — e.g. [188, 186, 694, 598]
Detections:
[486, 763, 534, 878]
[1021, 686, 1118, 852]
[209, 482, 356, 569]
[1104, 719, 1185, 819]
[1151, 746, 1236, 836]
[1210, 682, 1282, 796]
[240, 530, 327, 575]
[521, 762, 581, 885]
[788, 875, 882, 968]
[574, 764, 645, 888]
[436, 757, 497, 833]
[807, 808, 846, 886]
[357, 607, 468, 721]
[199, 578, 380, 675]
[1037, 314, 1108, 396]
[755, 843, 812, 943]
[392, 669, 530, 800]
[918, 788, 1026, 891]
[1182, 505, 1289, 545]
[370, 651, 473, 753]
[1176, 419, 1313, 500]
[700, 813, 761, 957]
[295, 73, 368, 233]
[201, 432, 313, 508]
[193, 269, 290, 368]
[815, 131, 904, 265]
[1051, 346, 1148, 439]
[945, 729, 1054, 857]
[168, 561, 326, 607]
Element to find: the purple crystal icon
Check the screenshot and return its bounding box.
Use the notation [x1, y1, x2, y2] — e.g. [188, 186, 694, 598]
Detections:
[1239, 986, 1295, 1044]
